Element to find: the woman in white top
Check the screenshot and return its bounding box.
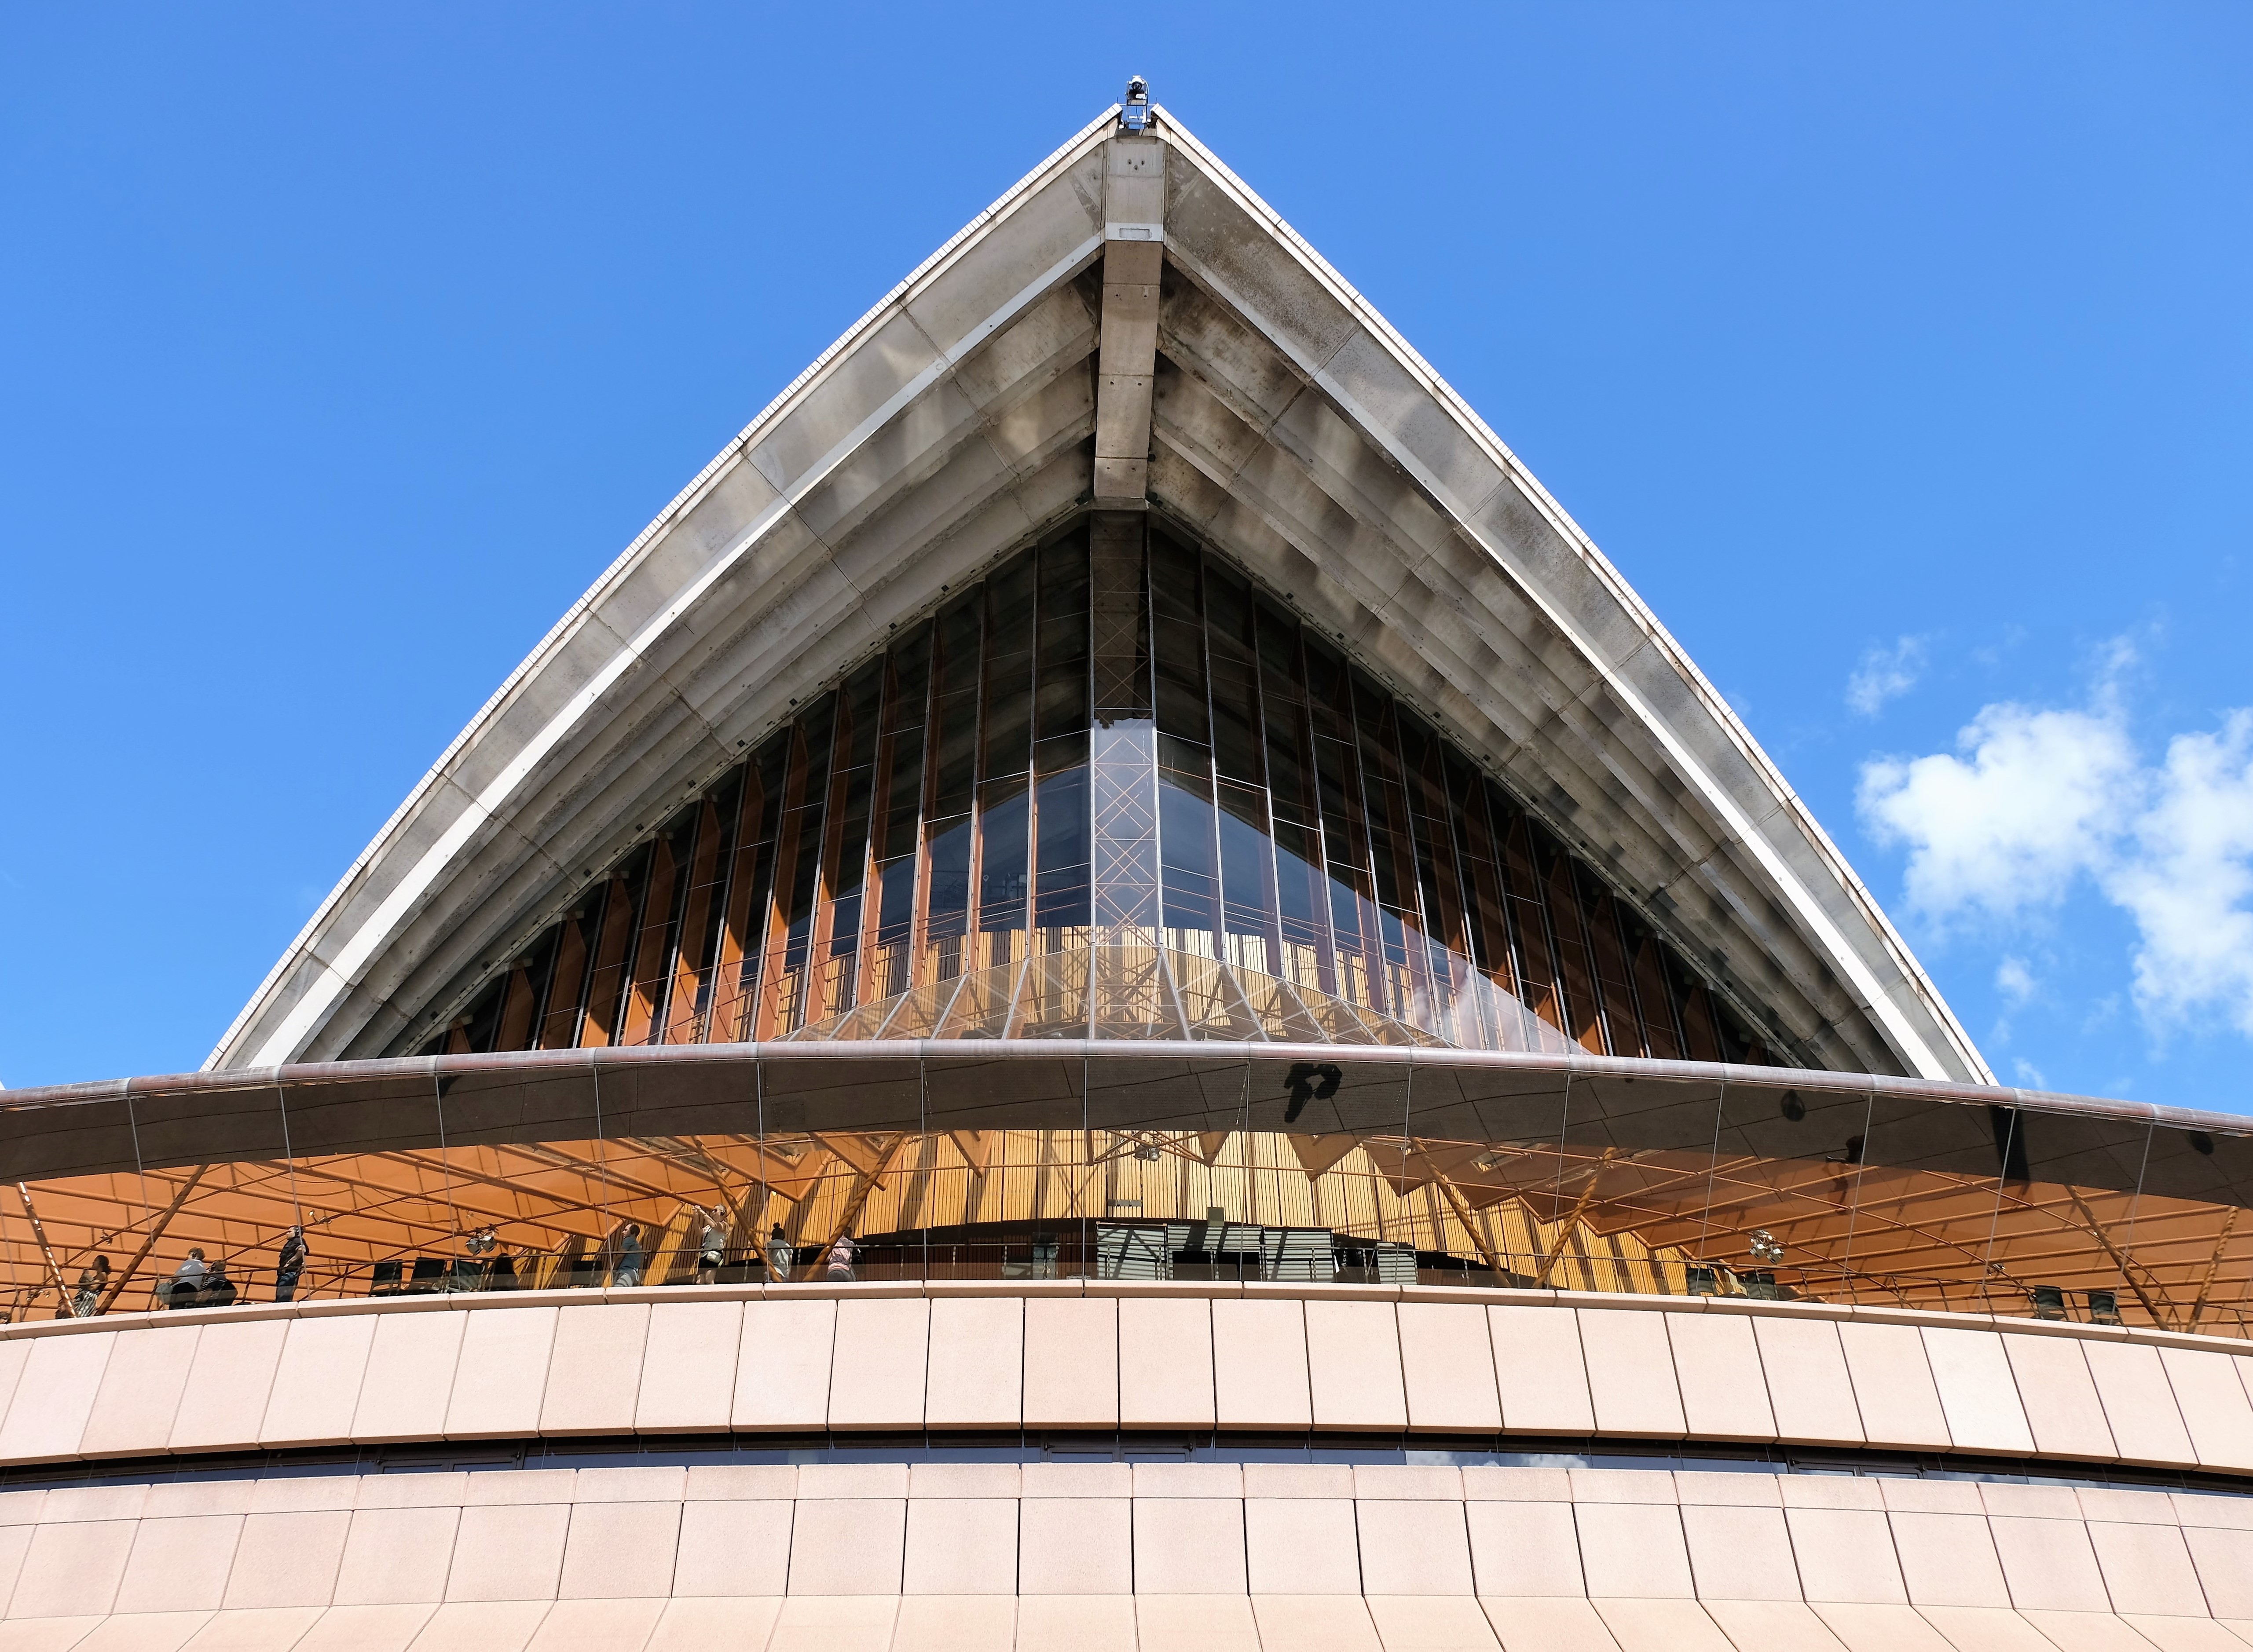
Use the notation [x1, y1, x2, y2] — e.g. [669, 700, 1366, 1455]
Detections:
[695, 1208, 729, 1285]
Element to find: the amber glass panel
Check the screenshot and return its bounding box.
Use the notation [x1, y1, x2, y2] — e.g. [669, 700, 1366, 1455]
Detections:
[865, 625, 931, 1005]
[661, 797, 725, 1043]
[808, 660, 883, 1024]
[575, 853, 646, 1049]
[711, 739, 785, 1042]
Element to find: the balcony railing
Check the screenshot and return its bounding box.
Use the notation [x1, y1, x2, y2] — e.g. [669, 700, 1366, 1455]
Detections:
[117, 1237, 2210, 1341]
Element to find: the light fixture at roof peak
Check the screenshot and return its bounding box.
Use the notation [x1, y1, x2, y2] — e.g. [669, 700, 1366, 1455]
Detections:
[1121, 76, 1151, 132]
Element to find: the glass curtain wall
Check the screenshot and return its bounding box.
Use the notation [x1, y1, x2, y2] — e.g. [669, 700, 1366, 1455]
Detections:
[428, 515, 1772, 1064]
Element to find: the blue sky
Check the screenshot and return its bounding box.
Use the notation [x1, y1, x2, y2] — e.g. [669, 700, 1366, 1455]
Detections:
[3, 5, 2248, 1105]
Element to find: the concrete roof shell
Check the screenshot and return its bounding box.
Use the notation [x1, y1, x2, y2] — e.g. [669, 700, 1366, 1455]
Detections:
[206, 105, 1990, 1085]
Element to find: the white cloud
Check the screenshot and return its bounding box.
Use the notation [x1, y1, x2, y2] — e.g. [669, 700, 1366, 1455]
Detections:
[1847, 636, 1929, 717]
[1858, 662, 2253, 1043]
[2103, 710, 2253, 1036]
[2013, 1057, 2049, 1088]
[1858, 699, 2138, 921]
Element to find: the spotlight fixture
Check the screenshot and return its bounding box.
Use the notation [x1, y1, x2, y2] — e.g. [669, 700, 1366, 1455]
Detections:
[1747, 1228, 1784, 1264]
[1121, 76, 1151, 132]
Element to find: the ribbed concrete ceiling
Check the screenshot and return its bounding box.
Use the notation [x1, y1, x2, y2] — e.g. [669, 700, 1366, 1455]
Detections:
[209, 105, 1989, 1085]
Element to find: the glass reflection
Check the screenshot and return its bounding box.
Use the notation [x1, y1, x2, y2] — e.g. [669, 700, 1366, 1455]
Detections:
[0, 1126, 1624, 1303]
[0, 1065, 2242, 1340]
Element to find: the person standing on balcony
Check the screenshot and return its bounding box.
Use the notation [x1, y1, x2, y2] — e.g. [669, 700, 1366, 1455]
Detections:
[766, 1222, 794, 1281]
[612, 1222, 646, 1289]
[695, 1207, 729, 1285]
[824, 1232, 857, 1283]
[70, 1256, 109, 1317]
[275, 1226, 308, 1302]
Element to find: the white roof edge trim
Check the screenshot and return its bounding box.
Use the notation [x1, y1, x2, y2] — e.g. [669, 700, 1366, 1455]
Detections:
[1150, 106, 1990, 1085]
[207, 106, 1124, 1072]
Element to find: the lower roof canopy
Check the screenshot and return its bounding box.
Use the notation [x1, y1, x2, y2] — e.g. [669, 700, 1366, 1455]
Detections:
[2, 1043, 2245, 1339]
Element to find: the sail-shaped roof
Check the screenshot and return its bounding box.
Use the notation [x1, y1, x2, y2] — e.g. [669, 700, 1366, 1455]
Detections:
[208, 102, 1989, 1085]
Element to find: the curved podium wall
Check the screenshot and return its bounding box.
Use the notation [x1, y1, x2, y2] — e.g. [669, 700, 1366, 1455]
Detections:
[10, 985, 2253, 1652]
[0, 1287, 2246, 1648]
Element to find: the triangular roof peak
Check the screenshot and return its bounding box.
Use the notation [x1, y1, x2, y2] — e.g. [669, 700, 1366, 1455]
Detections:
[210, 101, 1989, 1085]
